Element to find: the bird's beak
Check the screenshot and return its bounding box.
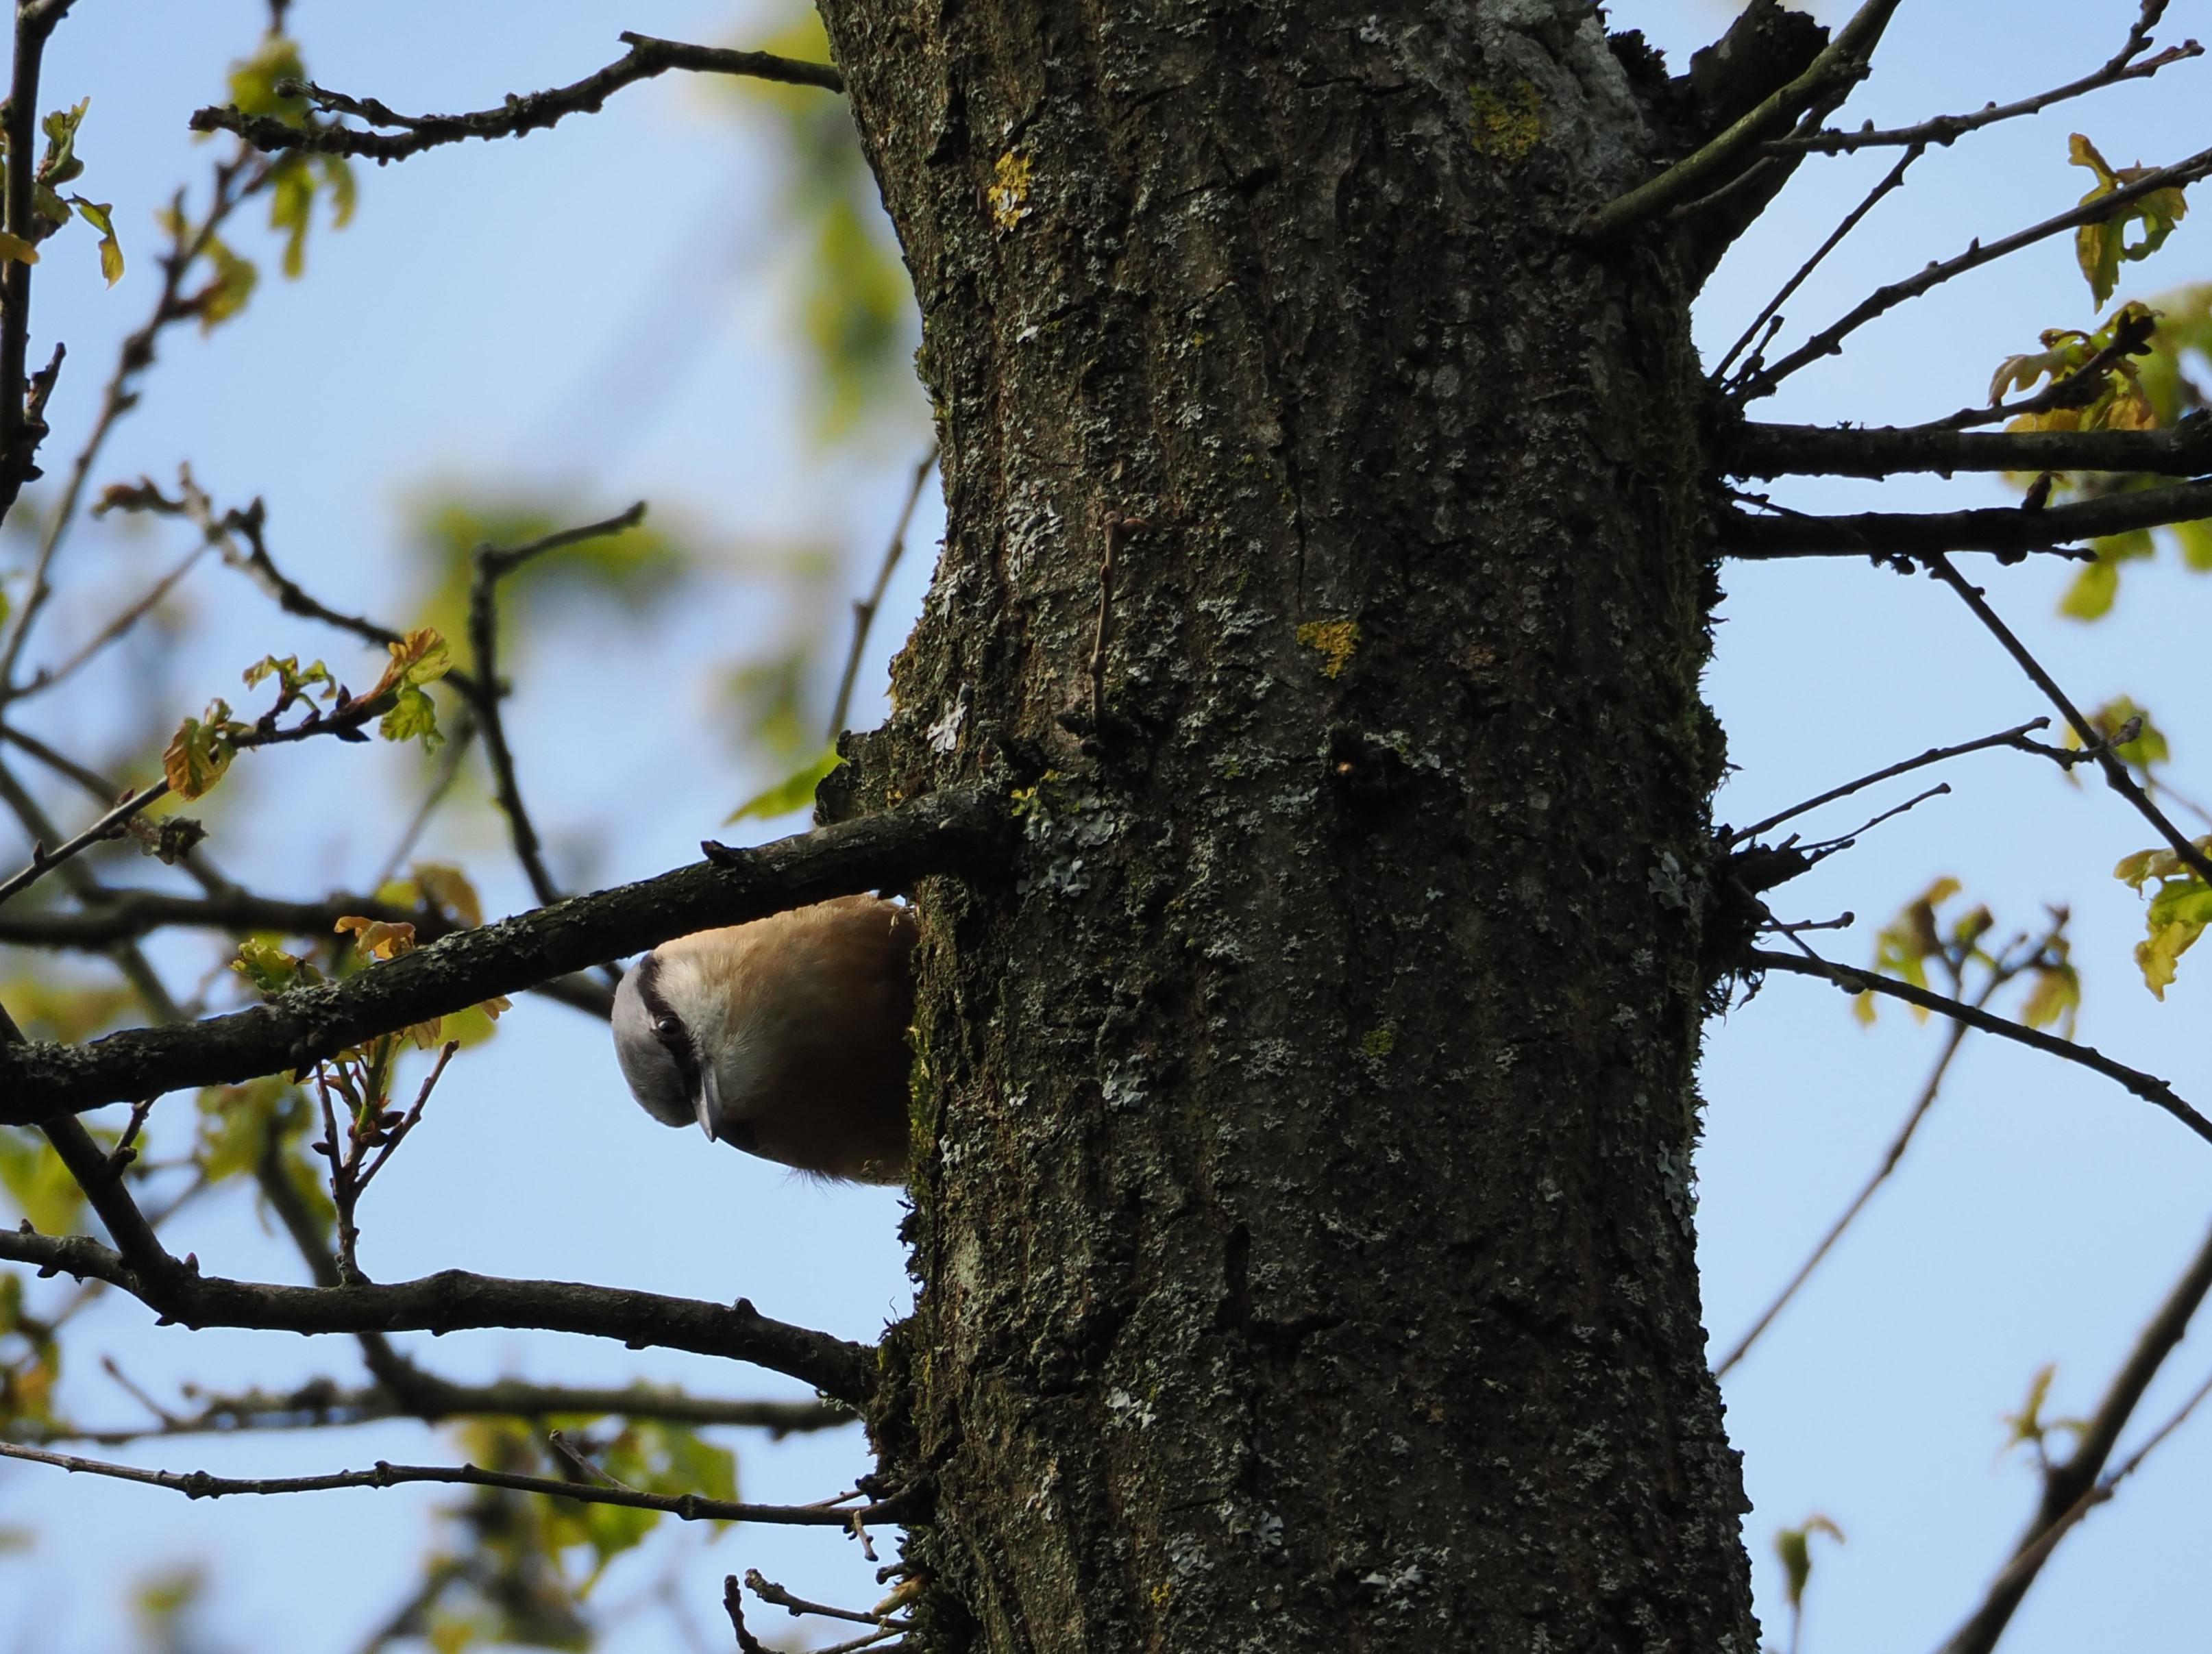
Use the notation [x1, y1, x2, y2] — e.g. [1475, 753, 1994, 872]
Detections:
[693, 1063, 722, 1142]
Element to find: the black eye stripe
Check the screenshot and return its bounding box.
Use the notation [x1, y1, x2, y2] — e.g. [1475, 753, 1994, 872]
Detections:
[634, 954, 704, 1099]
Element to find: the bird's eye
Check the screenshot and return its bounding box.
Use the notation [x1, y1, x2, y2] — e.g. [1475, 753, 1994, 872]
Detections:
[654, 1015, 683, 1041]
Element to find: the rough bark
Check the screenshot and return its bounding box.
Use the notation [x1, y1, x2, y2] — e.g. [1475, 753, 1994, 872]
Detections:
[815, 1, 1755, 1647]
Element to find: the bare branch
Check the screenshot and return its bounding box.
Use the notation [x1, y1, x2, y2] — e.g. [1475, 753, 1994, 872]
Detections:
[1939, 1215, 2212, 1654]
[1926, 553, 2212, 890]
[0, 784, 1002, 1119]
[0, 0, 77, 519]
[1728, 718, 2060, 845]
[468, 504, 648, 911]
[188, 32, 842, 163]
[1583, 0, 1907, 243]
[0, 1438, 894, 1527]
[12, 1378, 851, 1447]
[830, 447, 938, 741]
[0, 1224, 876, 1403]
[1775, 5, 2199, 156]
[1715, 142, 1924, 386]
[1725, 419, 2212, 479]
[1735, 140, 2212, 402]
[1748, 949, 2212, 1148]
[1721, 479, 2212, 560]
[0, 885, 613, 1018]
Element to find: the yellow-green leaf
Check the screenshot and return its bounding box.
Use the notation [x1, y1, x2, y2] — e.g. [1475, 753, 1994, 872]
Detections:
[726, 748, 842, 824]
[2071, 133, 2189, 309]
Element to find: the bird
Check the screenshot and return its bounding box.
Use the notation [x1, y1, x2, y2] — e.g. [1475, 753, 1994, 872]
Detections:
[611, 895, 918, 1184]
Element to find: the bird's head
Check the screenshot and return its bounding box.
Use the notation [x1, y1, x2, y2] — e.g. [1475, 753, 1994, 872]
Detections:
[611, 941, 750, 1149]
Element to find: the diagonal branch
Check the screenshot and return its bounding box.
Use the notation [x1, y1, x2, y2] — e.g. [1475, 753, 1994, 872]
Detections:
[1726, 717, 2060, 845]
[0, 784, 1002, 1120]
[1724, 420, 2212, 479]
[1734, 140, 2212, 402]
[1926, 553, 2212, 890]
[1721, 479, 2212, 560]
[188, 32, 841, 162]
[1938, 1214, 2212, 1654]
[0, 1224, 876, 1403]
[1749, 948, 2212, 1148]
[0, 1439, 896, 1527]
[1774, 3, 2198, 156]
[1583, 0, 1906, 243]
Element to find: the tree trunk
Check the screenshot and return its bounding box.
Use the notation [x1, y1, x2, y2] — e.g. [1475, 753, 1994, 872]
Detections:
[817, 1, 1755, 1647]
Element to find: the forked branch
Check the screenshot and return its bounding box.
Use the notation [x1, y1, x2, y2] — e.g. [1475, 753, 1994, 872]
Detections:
[189, 32, 841, 162]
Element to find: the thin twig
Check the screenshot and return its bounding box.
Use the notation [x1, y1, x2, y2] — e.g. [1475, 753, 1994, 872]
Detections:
[0, 1439, 894, 1526]
[829, 446, 938, 740]
[0, 647, 450, 909]
[1736, 140, 2212, 402]
[1750, 948, 2212, 1148]
[1729, 719, 2056, 844]
[467, 503, 647, 911]
[14, 1383, 851, 1448]
[1775, 5, 2196, 156]
[188, 31, 842, 162]
[744, 1568, 889, 1627]
[1715, 143, 1924, 385]
[35, 541, 213, 695]
[1, 146, 270, 701]
[1938, 1222, 2212, 1654]
[1926, 553, 2212, 889]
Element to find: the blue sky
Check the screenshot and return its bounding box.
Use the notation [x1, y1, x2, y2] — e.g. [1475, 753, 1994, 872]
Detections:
[1, 3, 2208, 1651]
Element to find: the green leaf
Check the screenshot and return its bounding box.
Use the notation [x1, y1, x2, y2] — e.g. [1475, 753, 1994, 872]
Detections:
[2059, 552, 2121, 620]
[726, 748, 842, 824]
[2071, 133, 2189, 309]
[378, 683, 443, 750]
[0, 1126, 89, 1235]
[68, 195, 122, 285]
[162, 701, 243, 800]
[1773, 1514, 1843, 1612]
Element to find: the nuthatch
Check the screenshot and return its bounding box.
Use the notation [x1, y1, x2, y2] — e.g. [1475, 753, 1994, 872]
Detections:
[612, 896, 917, 1184]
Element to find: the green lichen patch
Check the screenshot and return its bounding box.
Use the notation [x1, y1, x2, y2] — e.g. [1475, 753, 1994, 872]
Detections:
[1297, 618, 1361, 679]
[1468, 79, 1544, 162]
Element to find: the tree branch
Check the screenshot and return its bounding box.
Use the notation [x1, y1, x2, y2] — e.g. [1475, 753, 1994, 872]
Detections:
[187, 32, 841, 163]
[1939, 1215, 2212, 1654]
[1725, 419, 2212, 479]
[0, 784, 1003, 1118]
[1726, 717, 2061, 845]
[0, 0, 75, 520]
[0, 1225, 876, 1403]
[0, 886, 614, 1018]
[1926, 553, 2212, 890]
[1774, 4, 2198, 156]
[830, 448, 937, 741]
[1720, 479, 2212, 559]
[1583, 0, 1906, 243]
[11, 1378, 851, 1447]
[1748, 948, 2212, 1148]
[468, 504, 648, 911]
[0, 1439, 894, 1526]
[1734, 140, 2212, 402]
[1714, 142, 1924, 386]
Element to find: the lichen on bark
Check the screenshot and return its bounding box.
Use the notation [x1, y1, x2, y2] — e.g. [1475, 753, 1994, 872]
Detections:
[818, 1, 1757, 1646]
